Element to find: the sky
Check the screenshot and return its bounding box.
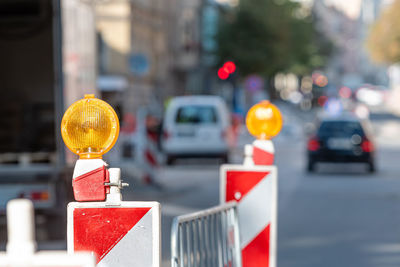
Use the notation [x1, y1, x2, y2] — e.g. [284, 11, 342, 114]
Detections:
[324, 0, 362, 18]
[217, 0, 377, 20]
[295, 0, 363, 19]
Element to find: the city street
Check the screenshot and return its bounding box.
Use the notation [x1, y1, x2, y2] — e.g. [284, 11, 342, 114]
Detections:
[20, 107, 400, 266]
[121, 108, 400, 267]
[1, 0, 399, 266]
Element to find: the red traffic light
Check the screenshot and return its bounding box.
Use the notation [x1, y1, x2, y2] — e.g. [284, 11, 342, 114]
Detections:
[218, 68, 229, 80]
[223, 61, 236, 74]
[218, 61, 236, 80]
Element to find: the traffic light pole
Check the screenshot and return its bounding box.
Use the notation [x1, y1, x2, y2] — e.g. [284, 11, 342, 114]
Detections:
[229, 72, 239, 113]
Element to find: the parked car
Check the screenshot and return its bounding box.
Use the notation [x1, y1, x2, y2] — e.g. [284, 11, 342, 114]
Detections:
[162, 96, 231, 165]
[307, 115, 376, 173]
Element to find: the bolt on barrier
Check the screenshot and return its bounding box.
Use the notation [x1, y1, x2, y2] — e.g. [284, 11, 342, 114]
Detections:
[171, 202, 242, 267]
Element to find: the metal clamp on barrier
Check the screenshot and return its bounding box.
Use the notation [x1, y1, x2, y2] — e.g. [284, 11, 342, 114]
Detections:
[171, 202, 242, 267]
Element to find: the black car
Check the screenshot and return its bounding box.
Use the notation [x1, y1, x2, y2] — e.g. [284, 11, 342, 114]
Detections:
[307, 116, 375, 172]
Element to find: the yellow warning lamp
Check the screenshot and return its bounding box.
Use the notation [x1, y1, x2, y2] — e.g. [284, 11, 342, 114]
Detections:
[61, 94, 119, 159]
[246, 100, 283, 140]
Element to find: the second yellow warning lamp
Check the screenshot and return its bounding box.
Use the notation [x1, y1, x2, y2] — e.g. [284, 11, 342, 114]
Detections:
[61, 94, 127, 202]
[245, 101, 283, 165]
[246, 100, 283, 140]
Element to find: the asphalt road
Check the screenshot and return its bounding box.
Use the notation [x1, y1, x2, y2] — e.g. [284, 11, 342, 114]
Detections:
[277, 139, 400, 267]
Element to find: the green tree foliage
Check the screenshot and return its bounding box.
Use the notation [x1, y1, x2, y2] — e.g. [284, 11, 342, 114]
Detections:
[367, 0, 400, 64]
[217, 0, 331, 78]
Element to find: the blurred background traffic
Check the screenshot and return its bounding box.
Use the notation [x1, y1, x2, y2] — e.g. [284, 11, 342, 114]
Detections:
[1, 0, 400, 266]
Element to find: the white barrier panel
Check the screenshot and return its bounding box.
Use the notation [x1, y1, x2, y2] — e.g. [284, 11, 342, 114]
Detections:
[220, 165, 277, 267]
[0, 199, 96, 267]
[171, 202, 242, 267]
[68, 201, 161, 267]
[0, 252, 96, 267]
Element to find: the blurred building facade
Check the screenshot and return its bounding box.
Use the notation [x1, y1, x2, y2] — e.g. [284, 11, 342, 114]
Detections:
[313, 0, 391, 91]
[356, 0, 392, 86]
[169, 0, 202, 94]
[313, 0, 358, 90]
[95, 0, 171, 117]
[94, 0, 220, 117]
[170, 0, 220, 95]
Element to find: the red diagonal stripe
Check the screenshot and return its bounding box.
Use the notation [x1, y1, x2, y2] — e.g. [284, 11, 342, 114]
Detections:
[242, 224, 270, 267]
[253, 146, 274, 165]
[226, 170, 269, 202]
[145, 150, 158, 166]
[74, 207, 151, 263]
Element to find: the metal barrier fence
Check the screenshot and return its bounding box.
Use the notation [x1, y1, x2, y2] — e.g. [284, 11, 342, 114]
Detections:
[171, 202, 242, 267]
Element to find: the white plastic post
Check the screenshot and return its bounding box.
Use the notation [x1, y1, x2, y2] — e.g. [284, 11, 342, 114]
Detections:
[106, 168, 123, 203]
[2, 200, 96, 266]
[6, 199, 37, 256]
[243, 144, 255, 166]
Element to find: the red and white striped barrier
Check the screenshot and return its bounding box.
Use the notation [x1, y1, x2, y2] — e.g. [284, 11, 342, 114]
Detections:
[67, 201, 160, 267]
[142, 128, 160, 184]
[134, 109, 161, 185]
[220, 150, 277, 267]
[62, 95, 161, 267]
[67, 167, 161, 267]
[0, 199, 95, 267]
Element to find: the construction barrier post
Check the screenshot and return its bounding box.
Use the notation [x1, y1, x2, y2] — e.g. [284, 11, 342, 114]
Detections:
[61, 95, 161, 267]
[0, 199, 96, 267]
[220, 101, 282, 267]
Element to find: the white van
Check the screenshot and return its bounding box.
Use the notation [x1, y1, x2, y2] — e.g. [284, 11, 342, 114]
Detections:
[162, 95, 231, 164]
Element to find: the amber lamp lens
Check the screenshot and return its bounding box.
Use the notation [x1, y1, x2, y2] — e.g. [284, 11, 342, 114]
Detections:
[246, 100, 283, 140]
[61, 94, 119, 159]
